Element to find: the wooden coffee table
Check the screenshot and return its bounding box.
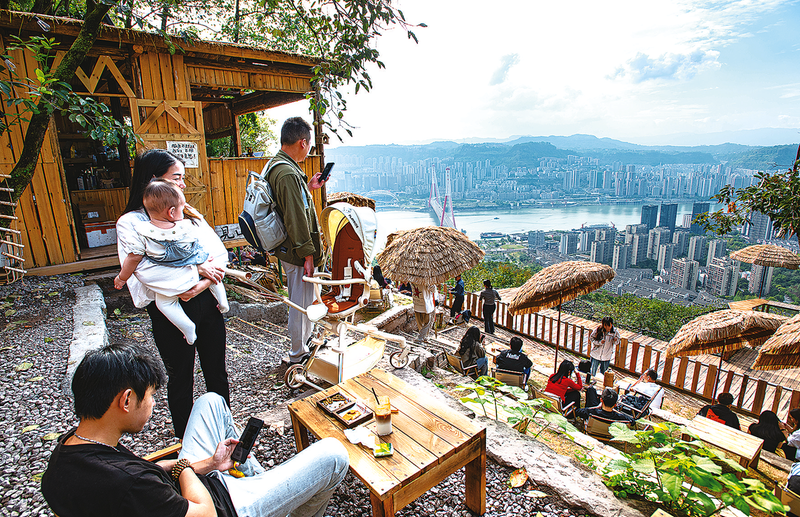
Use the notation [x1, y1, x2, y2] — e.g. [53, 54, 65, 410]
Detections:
[287, 368, 486, 517]
[682, 415, 764, 473]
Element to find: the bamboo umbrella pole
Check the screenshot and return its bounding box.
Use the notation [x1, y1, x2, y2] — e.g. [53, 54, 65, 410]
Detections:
[713, 339, 725, 400]
[554, 302, 563, 371]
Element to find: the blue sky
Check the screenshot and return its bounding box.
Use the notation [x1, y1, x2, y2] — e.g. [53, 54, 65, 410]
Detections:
[273, 0, 800, 148]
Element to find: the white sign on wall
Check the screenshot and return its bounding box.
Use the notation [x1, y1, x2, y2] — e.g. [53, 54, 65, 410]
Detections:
[166, 141, 199, 168]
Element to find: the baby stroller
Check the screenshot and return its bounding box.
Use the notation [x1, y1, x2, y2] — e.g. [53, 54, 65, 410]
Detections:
[282, 202, 409, 391]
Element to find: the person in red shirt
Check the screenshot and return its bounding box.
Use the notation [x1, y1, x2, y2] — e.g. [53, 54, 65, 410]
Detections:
[546, 360, 587, 413]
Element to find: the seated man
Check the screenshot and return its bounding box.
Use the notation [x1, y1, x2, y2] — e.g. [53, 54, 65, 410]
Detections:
[576, 388, 635, 425]
[628, 368, 664, 410]
[42, 344, 349, 517]
[698, 392, 740, 430]
[495, 337, 533, 382]
[790, 461, 800, 494]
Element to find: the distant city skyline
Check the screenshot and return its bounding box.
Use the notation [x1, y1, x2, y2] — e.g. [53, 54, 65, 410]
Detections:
[271, 0, 800, 149]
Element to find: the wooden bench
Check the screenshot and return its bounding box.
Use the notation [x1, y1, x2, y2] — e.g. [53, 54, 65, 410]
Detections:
[682, 415, 764, 474]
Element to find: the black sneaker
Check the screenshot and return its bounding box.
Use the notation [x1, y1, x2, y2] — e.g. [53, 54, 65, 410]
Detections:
[289, 352, 311, 365]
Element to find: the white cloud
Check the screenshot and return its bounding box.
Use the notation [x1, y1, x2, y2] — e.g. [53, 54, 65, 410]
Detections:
[489, 54, 520, 86]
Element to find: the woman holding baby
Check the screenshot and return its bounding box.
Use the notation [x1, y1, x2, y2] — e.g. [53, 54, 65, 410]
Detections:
[115, 148, 230, 439]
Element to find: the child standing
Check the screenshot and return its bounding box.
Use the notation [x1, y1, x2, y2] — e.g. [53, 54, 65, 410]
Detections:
[114, 179, 228, 344]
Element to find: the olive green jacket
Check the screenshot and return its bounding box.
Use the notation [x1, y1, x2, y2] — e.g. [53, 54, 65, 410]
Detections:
[267, 150, 323, 267]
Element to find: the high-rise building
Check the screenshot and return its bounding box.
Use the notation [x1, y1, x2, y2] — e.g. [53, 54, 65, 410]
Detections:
[647, 227, 672, 260]
[670, 258, 700, 291]
[559, 232, 579, 255]
[748, 211, 772, 243]
[687, 236, 708, 263]
[706, 239, 727, 266]
[528, 230, 546, 249]
[749, 264, 774, 297]
[624, 224, 649, 244]
[659, 203, 678, 233]
[681, 214, 693, 228]
[657, 244, 675, 273]
[591, 240, 610, 265]
[612, 244, 632, 270]
[631, 234, 649, 265]
[672, 230, 690, 256]
[641, 205, 659, 230]
[579, 230, 596, 253]
[708, 257, 740, 297]
[691, 202, 710, 234]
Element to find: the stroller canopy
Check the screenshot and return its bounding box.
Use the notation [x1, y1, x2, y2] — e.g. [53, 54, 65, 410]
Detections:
[321, 202, 379, 265]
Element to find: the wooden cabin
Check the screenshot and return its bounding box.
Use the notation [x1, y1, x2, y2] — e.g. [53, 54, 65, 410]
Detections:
[0, 11, 327, 276]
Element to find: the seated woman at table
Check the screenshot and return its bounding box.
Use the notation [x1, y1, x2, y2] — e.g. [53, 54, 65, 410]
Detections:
[782, 408, 800, 460]
[545, 360, 599, 411]
[749, 410, 787, 454]
[458, 326, 488, 376]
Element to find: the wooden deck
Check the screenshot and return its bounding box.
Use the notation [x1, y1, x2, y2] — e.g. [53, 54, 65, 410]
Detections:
[446, 290, 800, 420]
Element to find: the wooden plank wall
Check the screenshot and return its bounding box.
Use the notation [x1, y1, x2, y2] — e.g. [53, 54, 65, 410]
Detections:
[70, 188, 130, 221]
[446, 291, 800, 420]
[1, 38, 76, 268]
[208, 155, 324, 228]
[186, 66, 311, 92]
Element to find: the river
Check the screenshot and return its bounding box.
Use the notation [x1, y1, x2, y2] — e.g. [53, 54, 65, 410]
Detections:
[374, 202, 720, 247]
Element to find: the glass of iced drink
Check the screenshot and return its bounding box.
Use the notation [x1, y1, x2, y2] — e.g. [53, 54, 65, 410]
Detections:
[375, 395, 392, 436]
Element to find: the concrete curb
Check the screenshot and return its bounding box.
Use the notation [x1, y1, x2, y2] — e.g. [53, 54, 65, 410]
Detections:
[64, 284, 109, 395]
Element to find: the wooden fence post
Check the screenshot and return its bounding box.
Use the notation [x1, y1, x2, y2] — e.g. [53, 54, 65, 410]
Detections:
[642, 345, 652, 373]
[662, 357, 674, 385]
[676, 357, 688, 390]
[628, 341, 640, 372]
[772, 386, 783, 414]
[737, 376, 749, 409]
[702, 364, 717, 399]
[617, 338, 628, 368]
[690, 360, 701, 394]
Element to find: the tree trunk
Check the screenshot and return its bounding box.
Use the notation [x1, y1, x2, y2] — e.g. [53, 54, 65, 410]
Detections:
[161, 2, 169, 32]
[1, 3, 113, 225]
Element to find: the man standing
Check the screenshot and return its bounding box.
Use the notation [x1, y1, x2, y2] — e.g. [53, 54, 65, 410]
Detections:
[411, 283, 436, 342]
[269, 117, 327, 364]
[698, 392, 741, 430]
[42, 344, 349, 517]
[449, 274, 465, 319]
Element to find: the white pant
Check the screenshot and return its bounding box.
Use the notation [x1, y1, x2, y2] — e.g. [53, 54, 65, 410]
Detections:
[179, 393, 349, 517]
[155, 282, 229, 344]
[281, 260, 315, 361]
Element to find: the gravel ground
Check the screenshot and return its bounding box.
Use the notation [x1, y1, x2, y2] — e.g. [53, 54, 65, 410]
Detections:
[0, 275, 595, 517]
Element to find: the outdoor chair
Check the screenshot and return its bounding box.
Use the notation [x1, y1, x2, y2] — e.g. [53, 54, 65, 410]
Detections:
[446, 351, 479, 379]
[493, 368, 526, 389]
[530, 387, 576, 420]
[619, 386, 664, 419]
[775, 484, 800, 517]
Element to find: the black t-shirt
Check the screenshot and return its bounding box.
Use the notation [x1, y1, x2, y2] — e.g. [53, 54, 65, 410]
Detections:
[496, 350, 533, 373]
[698, 404, 741, 430]
[42, 430, 235, 517]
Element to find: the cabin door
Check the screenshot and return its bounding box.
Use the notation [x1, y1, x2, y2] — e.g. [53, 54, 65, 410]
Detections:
[129, 99, 210, 217]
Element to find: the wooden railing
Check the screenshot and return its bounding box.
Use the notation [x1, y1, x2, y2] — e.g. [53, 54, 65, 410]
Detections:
[445, 291, 800, 420]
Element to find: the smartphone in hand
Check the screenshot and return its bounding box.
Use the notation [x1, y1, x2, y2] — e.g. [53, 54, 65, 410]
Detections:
[231, 417, 263, 464]
[319, 162, 334, 182]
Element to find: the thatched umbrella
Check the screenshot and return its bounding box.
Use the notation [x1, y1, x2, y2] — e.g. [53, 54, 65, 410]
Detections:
[752, 313, 800, 370]
[326, 191, 376, 211]
[376, 226, 484, 286]
[509, 261, 615, 370]
[666, 309, 787, 397]
[730, 244, 800, 298]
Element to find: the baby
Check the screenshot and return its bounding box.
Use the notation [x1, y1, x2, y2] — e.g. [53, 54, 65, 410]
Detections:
[114, 178, 229, 344]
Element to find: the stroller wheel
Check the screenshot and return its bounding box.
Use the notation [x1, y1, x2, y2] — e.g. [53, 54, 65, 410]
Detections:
[284, 364, 306, 389]
[389, 351, 410, 369]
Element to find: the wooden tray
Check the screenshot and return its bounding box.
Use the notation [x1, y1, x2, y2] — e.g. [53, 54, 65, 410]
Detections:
[317, 392, 356, 415]
[331, 401, 373, 428]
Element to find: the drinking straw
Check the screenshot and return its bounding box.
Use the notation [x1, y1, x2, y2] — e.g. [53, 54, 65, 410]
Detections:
[371, 388, 380, 405]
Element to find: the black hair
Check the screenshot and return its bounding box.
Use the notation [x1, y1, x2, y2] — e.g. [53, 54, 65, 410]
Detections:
[550, 360, 575, 384]
[280, 117, 312, 146]
[594, 316, 615, 341]
[509, 337, 523, 352]
[645, 368, 658, 381]
[717, 392, 734, 406]
[602, 388, 619, 407]
[142, 178, 183, 215]
[790, 408, 800, 432]
[71, 344, 166, 420]
[458, 326, 482, 356]
[750, 410, 785, 445]
[483, 280, 492, 289]
[123, 149, 182, 215]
